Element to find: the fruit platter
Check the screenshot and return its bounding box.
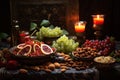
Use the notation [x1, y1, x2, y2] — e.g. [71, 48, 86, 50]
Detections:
[9, 40, 55, 65]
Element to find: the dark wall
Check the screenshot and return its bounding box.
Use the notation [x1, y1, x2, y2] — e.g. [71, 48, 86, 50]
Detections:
[0, 0, 11, 34]
[79, 0, 120, 40]
[1, 0, 120, 40]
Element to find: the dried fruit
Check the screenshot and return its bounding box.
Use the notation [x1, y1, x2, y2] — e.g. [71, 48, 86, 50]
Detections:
[33, 44, 41, 52]
[17, 43, 26, 49]
[17, 45, 32, 56]
[41, 44, 53, 55]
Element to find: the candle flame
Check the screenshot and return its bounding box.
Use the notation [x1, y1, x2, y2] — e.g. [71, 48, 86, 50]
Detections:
[97, 15, 100, 19]
[78, 22, 81, 26]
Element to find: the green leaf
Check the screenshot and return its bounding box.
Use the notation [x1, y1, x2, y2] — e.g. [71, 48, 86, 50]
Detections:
[62, 29, 69, 35]
[110, 36, 115, 42]
[30, 22, 37, 31]
[49, 25, 54, 29]
[0, 32, 9, 39]
[40, 19, 50, 27]
[115, 57, 120, 62]
[109, 51, 115, 57]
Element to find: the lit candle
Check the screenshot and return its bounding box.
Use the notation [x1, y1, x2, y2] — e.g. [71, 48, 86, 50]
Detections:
[92, 15, 104, 25]
[74, 21, 86, 33]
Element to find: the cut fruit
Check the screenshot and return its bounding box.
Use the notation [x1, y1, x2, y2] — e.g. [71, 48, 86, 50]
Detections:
[17, 43, 26, 49]
[33, 44, 42, 56]
[25, 40, 34, 45]
[17, 45, 32, 56]
[33, 44, 41, 52]
[41, 44, 53, 55]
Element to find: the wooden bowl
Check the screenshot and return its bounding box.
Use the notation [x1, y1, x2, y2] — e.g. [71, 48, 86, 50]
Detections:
[94, 56, 116, 70]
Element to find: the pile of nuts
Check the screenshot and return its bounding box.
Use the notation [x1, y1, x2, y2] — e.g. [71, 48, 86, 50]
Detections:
[72, 47, 100, 59]
[19, 61, 93, 73]
[56, 52, 72, 62]
[0, 49, 94, 74]
[19, 53, 93, 73]
[20, 62, 68, 73]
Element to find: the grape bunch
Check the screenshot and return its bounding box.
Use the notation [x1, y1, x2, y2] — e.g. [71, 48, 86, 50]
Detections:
[52, 35, 79, 53]
[82, 36, 115, 55]
[36, 26, 63, 40]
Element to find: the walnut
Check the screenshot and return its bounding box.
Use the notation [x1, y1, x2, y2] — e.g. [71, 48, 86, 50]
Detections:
[45, 69, 52, 73]
[61, 66, 68, 69]
[48, 63, 55, 70]
[54, 62, 60, 68]
[31, 66, 40, 71]
[19, 69, 28, 74]
[61, 69, 66, 72]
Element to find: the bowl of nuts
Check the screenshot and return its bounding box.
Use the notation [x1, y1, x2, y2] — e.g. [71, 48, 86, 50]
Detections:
[72, 47, 101, 61]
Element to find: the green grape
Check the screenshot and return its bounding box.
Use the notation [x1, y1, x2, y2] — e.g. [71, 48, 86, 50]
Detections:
[38, 26, 64, 38]
[36, 32, 43, 41]
[52, 35, 79, 53]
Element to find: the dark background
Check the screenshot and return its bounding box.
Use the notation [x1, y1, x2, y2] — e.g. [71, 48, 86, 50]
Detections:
[0, 0, 120, 40]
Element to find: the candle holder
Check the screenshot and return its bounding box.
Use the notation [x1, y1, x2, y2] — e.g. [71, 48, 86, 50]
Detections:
[74, 21, 87, 46]
[76, 32, 86, 46]
[92, 14, 104, 39]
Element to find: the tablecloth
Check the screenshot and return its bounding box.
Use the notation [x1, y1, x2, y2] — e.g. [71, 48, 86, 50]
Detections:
[0, 67, 99, 80]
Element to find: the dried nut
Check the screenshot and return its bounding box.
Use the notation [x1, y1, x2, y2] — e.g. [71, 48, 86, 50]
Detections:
[60, 53, 65, 56]
[75, 67, 81, 70]
[61, 66, 68, 69]
[40, 67, 45, 70]
[64, 57, 69, 60]
[64, 55, 70, 58]
[0, 50, 3, 57]
[45, 69, 52, 73]
[44, 66, 48, 69]
[48, 63, 55, 70]
[67, 59, 72, 61]
[2, 48, 9, 53]
[69, 61, 74, 64]
[32, 66, 40, 71]
[54, 62, 60, 68]
[80, 67, 85, 70]
[60, 63, 66, 66]
[67, 64, 72, 67]
[61, 69, 66, 72]
[19, 69, 28, 74]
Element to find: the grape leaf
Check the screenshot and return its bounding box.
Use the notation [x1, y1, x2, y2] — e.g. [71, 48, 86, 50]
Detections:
[30, 22, 37, 31]
[109, 51, 115, 57]
[62, 29, 69, 35]
[115, 57, 120, 62]
[40, 19, 50, 27]
[110, 36, 115, 42]
[0, 32, 9, 39]
[49, 25, 54, 29]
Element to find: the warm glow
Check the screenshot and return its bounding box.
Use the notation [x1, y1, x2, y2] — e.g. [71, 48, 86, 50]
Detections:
[74, 21, 86, 33]
[92, 14, 104, 25]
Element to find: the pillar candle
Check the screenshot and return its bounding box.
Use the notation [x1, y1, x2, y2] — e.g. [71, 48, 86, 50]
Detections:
[92, 15, 104, 25]
[75, 21, 86, 33]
